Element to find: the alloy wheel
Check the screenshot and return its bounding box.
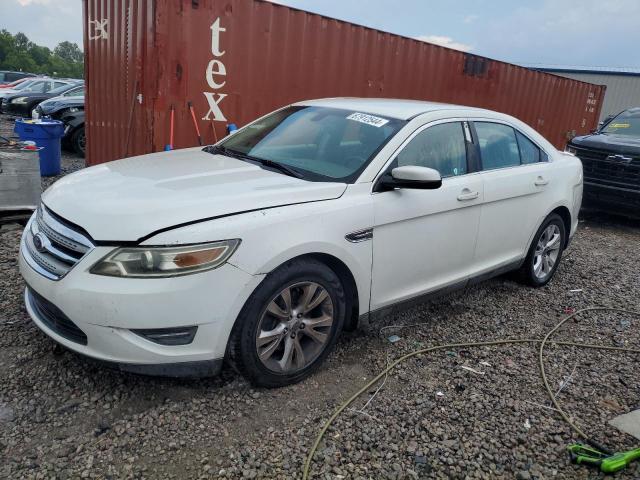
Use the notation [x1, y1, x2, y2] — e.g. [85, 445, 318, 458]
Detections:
[256, 281, 334, 373]
[533, 224, 561, 280]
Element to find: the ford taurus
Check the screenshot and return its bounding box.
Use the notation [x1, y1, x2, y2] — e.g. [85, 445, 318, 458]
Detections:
[19, 98, 583, 387]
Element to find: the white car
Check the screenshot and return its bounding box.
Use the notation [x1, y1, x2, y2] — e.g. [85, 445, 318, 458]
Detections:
[19, 98, 583, 387]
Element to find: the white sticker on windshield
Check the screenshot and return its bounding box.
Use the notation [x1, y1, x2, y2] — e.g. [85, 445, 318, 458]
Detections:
[346, 112, 389, 128]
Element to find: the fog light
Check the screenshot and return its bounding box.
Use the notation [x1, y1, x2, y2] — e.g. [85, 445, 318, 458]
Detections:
[131, 326, 198, 345]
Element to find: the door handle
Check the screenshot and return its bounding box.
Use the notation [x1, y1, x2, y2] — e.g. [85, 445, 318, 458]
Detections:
[457, 189, 479, 201]
[535, 176, 549, 186]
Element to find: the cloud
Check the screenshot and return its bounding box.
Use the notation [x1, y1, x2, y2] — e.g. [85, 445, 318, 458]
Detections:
[475, 0, 640, 66]
[16, 0, 52, 5]
[415, 35, 473, 52]
[463, 14, 478, 24]
[1, 0, 81, 48]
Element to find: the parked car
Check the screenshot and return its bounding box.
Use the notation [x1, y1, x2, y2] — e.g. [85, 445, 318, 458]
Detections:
[566, 107, 640, 218]
[0, 77, 33, 89]
[33, 84, 84, 119]
[0, 77, 47, 100]
[60, 110, 85, 157]
[0, 70, 35, 84]
[1, 80, 82, 116]
[18, 99, 583, 387]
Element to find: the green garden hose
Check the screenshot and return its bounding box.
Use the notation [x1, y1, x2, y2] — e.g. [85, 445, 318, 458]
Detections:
[302, 307, 640, 479]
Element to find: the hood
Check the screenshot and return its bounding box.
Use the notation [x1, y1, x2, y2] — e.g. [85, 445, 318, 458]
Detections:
[570, 133, 640, 156]
[6, 91, 49, 101]
[0, 88, 20, 98]
[39, 95, 84, 113]
[42, 148, 347, 242]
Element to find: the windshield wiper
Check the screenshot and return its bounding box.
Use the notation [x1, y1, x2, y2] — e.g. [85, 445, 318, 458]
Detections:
[204, 145, 304, 179]
[252, 158, 304, 178]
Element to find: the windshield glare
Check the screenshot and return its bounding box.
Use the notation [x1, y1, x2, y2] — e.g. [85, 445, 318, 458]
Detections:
[219, 106, 405, 182]
[602, 110, 640, 137]
[14, 79, 38, 90]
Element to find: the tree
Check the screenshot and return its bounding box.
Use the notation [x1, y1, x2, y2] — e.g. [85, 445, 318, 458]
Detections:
[0, 31, 83, 78]
[13, 32, 30, 51]
[28, 44, 51, 66]
[53, 41, 83, 63]
[0, 30, 16, 64]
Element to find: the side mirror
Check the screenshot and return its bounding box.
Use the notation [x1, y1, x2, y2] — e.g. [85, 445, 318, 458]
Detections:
[376, 165, 442, 192]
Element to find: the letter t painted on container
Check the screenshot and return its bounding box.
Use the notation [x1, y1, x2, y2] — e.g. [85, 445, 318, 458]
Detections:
[210, 18, 226, 56]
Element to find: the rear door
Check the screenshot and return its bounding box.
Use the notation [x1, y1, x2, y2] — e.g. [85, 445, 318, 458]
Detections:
[471, 121, 551, 271]
[370, 120, 483, 310]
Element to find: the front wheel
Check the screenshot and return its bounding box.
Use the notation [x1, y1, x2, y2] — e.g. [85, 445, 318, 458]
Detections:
[228, 258, 345, 388]
[517, 213, 566, 287]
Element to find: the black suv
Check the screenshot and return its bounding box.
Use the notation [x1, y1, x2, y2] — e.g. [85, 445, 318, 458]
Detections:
[567, 108, 640, 218]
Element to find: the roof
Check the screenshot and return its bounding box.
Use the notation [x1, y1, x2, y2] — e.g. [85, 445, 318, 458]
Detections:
[523, 65, 640, 78]
[296, 97, 486, 120]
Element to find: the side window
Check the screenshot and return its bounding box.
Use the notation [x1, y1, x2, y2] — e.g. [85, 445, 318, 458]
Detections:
[396, 122, 467, 178]
[475, 122, 520, 170]
[54, 81, 68, 89]
[516, 131, 542, 164]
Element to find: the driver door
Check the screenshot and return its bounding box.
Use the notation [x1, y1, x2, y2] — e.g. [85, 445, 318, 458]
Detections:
[370, 120, 483, 311]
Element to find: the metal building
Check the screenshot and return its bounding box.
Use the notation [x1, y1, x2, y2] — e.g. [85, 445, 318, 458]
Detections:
[536, 67, 640, 122]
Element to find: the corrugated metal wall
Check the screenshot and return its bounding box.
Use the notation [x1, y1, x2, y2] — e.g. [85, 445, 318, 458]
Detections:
[540, 70, 640, 121]
[83, 0, 606, 165]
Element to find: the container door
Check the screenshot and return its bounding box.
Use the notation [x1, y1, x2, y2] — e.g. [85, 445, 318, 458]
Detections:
[370, 121, 482, 311]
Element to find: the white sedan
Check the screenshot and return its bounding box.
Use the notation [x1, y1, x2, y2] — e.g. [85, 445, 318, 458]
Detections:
[19, 98, 583, 387]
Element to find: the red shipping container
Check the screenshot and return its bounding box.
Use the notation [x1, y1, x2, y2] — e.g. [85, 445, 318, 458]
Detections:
[82, 0, 606, 165]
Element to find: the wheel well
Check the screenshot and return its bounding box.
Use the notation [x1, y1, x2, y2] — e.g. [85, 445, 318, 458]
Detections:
[294, 253, 360, 331]
[551, 206, 571, 248]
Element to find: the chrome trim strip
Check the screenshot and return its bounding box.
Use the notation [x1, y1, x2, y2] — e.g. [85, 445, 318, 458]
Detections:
[345, 227, 373, 243]
[21, 233, 59, 281]
[39, 206, 93, 250]
[21, 208, 95, 280]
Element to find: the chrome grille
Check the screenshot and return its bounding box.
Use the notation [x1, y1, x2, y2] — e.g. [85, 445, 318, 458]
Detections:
[22, 206, 93, 280]
[574, 146, 640, 191]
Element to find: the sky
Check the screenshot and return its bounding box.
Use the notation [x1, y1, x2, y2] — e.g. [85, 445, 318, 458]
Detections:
[1, 0, 639, 69]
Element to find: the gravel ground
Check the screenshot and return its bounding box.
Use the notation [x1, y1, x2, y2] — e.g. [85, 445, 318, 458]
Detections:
[1, 116, 639, 479]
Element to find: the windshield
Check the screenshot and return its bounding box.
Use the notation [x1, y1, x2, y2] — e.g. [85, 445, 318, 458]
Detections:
[218, 106, 405, 182]
[48, 83, 74, 95]
[602, 109, 640, 137]
[14, 79, 39, 91]
[62, 86, 84, 97]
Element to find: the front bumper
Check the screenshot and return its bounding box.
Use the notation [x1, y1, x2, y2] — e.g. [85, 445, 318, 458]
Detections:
[583, 182, 640, 217]
[19, 227, 265, 376]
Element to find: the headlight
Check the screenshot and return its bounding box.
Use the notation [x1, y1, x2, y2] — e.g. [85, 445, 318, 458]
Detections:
[11, 96, 28, 104]
[90, 240, 241, 278]
[565, 145, 577, 155]
[69, 107, 79, 112]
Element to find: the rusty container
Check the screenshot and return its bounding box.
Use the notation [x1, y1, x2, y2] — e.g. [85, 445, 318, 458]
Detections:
[82, 0, 606, 166]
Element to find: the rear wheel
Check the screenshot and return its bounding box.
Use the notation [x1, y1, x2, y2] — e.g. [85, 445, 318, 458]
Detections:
[517, 213, 566, 287]
[228, 258, 345, 388]
[71, 126, 85, 157]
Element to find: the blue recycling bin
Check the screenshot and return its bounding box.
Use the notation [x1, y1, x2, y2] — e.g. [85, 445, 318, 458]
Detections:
[14, 119, 65, 176]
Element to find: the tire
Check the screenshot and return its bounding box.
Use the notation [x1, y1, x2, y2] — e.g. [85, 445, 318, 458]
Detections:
[71, 126, 86, 157]
[228, 258, 346, 388]
[516, 213, 566, 287]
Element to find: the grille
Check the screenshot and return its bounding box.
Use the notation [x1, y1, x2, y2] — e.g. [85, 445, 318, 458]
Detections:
[27, 288, 88, 345]
[575, 146, 640, 191]
[23, 206, 93, 280]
